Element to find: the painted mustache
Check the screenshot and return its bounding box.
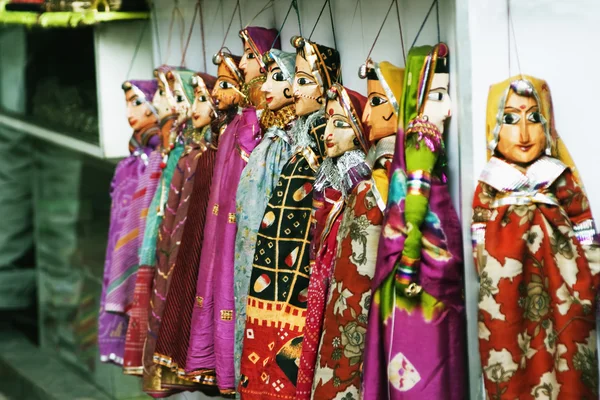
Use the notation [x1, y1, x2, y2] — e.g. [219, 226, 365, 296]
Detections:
[283, 88, 293, 100]
[383, 112, 394, 121]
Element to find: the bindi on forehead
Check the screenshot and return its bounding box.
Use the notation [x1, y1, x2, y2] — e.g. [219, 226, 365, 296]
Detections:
[328, 108, 334, 116]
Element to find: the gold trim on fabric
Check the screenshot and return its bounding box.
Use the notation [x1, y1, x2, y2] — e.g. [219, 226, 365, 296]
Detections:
[123, 366, 143, 376]
[196, 296, 204, 307]
[212, 204, 219, 215]
[228, 213, 236, 223]
[301, 147, 320, 172]
[245, 298, 307, 332]
[220, 310, 233, 321]
[260, 103, 297, 130]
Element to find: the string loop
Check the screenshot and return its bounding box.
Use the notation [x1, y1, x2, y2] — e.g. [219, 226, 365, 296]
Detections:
[309, 0, 337, 50]
[164, 0, 186, 65]
[410, 0, 439, 49]
[271, 0, 302, 49]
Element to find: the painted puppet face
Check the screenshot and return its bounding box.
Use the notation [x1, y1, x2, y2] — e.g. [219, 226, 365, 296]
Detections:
[212, 63, 242, 111]
[124, 88, 158, 131]
[261, 62, 294, 111]
[191, 86, 214, 129]
[324, 98, 359, 158]
[293, 53, 322, 116]
[363, 78, 397, 141]
[152, 76, 176, 121]
[497, 90, 546, 164]
[171, 73, 192, 126]
[239, 42, 263, 84]
[422, 73, 451, 133]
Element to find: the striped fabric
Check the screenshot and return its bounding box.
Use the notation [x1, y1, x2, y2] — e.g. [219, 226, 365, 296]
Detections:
[141, 142, 204, 396]
[155, 147, 217, 383]
[105, 149, 163, 314]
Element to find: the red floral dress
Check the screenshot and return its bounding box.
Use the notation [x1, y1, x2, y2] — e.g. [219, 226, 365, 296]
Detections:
[296, 187, 343, 399]
[472, 156, 600, 399]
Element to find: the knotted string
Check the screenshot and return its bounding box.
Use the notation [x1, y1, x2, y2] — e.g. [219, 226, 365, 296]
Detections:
[309, 0, 338, 50]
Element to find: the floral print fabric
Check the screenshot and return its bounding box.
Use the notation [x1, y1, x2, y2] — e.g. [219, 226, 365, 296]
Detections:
[473, 161, 600, 399]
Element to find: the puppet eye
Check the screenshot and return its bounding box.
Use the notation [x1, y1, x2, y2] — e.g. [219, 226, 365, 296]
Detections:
[527, 111, 542, 123]
[273, 72, 286, 82]
[427, 92, 444, 101]
[333, 119, 351, 129]
[502, 112, 520, 125]
[369, 96, 388, 107]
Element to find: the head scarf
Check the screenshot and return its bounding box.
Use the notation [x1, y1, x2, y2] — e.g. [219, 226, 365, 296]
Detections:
[363, 60, 404, 120]
[326, 83, 370, 153]
[263, 49, 296, 85]
[191, 72, 218, 114]
[486, 75, 581, 183]
[170, 69, 196, 104]
[239, 26, 281, 70]
[122, 79, 159, 115]
[212, 50, 244, 85]
[290, 36, 341, 93]
[400, 43, 449, 130]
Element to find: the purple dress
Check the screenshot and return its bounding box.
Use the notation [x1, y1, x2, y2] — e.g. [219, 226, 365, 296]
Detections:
[185, 108, 261, 389]
[362, 129, 465, 399]
[98, 129, 159, 364]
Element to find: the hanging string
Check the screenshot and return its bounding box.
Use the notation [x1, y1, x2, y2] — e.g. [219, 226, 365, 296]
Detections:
[150, 0, 162, 64]
[435, 0, 440, 44]
[164, 0, 186, 65]
[352, 0, 365, 56]
[410, 0, 438, 49]
[126, 20, 149, 79]
[393, 0, 406, 65]
[180, 0, 201, 67]
[363, 0, 396, 63]
[271, 0, 302, 49]
[219, 0, 241, 51]
[199, 0, 207, 71]
[246, 0, 276, 28]
[506, 0, 522, 78]
[327, 0, 337, 50]
[309, 0, 338, 50]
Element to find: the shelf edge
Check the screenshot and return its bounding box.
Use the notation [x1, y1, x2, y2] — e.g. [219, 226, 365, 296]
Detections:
[0, 113, 105, 158]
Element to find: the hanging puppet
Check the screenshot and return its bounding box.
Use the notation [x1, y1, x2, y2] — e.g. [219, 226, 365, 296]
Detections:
[135, 68, 211, 397]
[104, 65, 175, 375]
[234, 35, 340, 392]
[363, 44, 466, 400]
[185, 27, 280, 396]
[311, 60, 404, 399]
[473, 76, 600, 399]
[98, 79, 160, 367]
[295, 83, 371, 399]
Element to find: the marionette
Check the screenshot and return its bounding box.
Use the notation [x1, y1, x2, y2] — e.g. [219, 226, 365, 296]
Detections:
[104, 66, 177, 375]
[363, 44, 466, 400]
[136, 68, 212, 397]
[185, 27, 280, 396]
[473, 75, 600, 399]
[98, 79, 160, 367]
[294, 83, 371, 398]
[233, 36, 340, 391]
[311, 59, 404, 399]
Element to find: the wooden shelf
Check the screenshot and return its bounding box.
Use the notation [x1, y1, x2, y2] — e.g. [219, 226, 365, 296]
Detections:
[0, 10, 149, 28]
[0, 112, 105, 158]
